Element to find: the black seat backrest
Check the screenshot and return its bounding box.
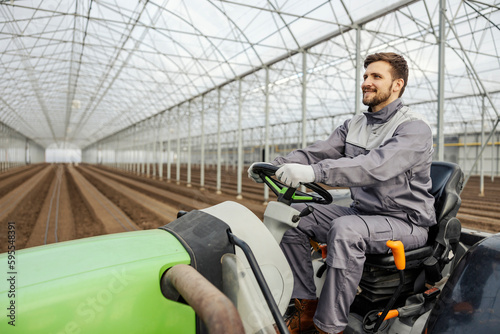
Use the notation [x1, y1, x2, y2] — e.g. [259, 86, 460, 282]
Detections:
[430, 161, 464, 223]
[361, 161, 464, 291]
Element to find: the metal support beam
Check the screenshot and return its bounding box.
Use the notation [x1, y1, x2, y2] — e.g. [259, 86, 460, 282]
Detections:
[480, 96, 485, 196]
[133, 125, 139, 175]
[146, 123, 151, 177]
[492, 120, 496, 182]
[301, 51, 307, 149]
[237, 79, 243, 199]
[167, 112, 172, 181]
[150, 119, 156, 177]
[158, 114, 164, 180]
[176, 107, 181, 184]
[463, 122, 468, 168]
[301, 52, 308, 194]
[463, 118, 500, 188]
[187, 101, 192, 187]
[355, 25, 362, 115]
[141, 125, 146, 175]
[200, 95, 205, 190]
[264, 66, 270, 203]
[216, 88, 222, 194]
[436, 0, 446, 161]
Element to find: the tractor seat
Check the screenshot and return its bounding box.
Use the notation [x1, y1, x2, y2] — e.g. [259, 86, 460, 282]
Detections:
[359, 161, 464, 302]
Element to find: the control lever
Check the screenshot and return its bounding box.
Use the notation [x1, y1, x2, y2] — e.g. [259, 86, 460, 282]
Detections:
[292, 206, 314, 223]
[364, 240, 406, 333]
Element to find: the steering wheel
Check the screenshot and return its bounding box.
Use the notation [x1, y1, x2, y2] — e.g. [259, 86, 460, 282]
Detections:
[251, 163, 333, 205]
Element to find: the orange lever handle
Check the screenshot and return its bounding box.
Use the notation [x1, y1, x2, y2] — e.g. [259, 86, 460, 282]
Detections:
[386, 240, 405, 270]
[378, 309, 399, 320]
[319, 245, 328, 259]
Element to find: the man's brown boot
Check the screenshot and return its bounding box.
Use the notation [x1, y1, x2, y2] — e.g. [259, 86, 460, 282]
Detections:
[286, 298, 318, 334]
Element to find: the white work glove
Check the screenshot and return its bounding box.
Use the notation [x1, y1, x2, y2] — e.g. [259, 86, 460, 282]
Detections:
[248, 162, 272, 183]
[276, 163, 315, 188]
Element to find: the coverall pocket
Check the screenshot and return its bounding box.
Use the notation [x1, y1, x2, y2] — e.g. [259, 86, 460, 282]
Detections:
[371, 218, 394, 239]
[365, 217, 395, 254]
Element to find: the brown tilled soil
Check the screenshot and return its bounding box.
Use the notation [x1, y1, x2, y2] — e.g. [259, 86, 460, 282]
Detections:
[76, 166, 168, 230]
[0, 165, 45, 199]
[1, 163, 499, 253]
[0, 166, 55, 252]
[65, 165, 107, 238]
[458, 176, 500, 233]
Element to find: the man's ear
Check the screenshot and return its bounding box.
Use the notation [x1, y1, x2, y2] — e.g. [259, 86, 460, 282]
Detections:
[392, 78, 404, 94]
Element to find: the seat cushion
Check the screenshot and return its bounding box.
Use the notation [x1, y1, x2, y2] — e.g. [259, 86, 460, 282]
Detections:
[365, 245, 433, 270]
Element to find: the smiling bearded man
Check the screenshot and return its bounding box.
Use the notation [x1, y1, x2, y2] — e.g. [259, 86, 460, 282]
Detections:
[248, 52, 435, 334]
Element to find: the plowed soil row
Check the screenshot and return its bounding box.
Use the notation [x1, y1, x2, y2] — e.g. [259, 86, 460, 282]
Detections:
[0, 166, 56, 252]
[24, 165, 74, 248]
[0, 165, 35, 182]
[66, 165, 106, 239]
[0, 164, 46, 199]
[89, 164, 267, 218]
[458, 176, 500, 233]
[95, 164, 500, 233]
[0, 164, 107, 252]
[113, 163, 268, 201]
[76, 166, 172, 229]
[1, 163, 175, 252]
[1, 162, 498, 253]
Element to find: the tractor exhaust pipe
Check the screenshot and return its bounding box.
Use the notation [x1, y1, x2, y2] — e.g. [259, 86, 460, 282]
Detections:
[163, 264, 245, 334]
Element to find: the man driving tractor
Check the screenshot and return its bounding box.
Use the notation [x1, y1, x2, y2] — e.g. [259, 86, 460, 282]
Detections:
[249, 52, 435, 334]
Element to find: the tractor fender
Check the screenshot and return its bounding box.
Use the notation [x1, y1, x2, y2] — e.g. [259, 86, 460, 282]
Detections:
[425, 233, 500, 333]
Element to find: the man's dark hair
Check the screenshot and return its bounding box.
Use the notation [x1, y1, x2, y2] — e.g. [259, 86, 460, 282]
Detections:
[364, 52, 409, 97]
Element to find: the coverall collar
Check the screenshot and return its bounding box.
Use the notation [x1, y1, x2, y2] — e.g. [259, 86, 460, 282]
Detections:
[364, 98, 403, 125]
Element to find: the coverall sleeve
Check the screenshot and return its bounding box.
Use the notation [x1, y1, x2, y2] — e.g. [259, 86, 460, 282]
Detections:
[311, 120, 433, 187]
[272, 120, 349, 166]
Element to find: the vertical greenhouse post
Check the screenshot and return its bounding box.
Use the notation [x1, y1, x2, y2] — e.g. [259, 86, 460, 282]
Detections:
[187, 100, 192, 187]
[436, 0, 446, 162]
[176, 106, 181, 185]
[264, 66, 270, 203]
[158, 113, 164, 180]
[216, 88, 222, 194]
[200, 95, 205, 190]
[355, 25, 362, 115]
[167, 111, 172, 182]
[480, 96, 485, 196]
[237, 79, 243, 200]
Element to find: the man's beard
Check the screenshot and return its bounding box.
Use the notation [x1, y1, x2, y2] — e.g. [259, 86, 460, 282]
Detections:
[362, 87, 392, 108]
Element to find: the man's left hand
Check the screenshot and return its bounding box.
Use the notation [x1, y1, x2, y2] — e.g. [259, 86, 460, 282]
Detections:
[276, 163, 315, 188]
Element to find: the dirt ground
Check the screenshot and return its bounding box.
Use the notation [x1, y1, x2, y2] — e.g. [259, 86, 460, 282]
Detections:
[65, 165, 107, 238]
[1, 163, 499, 253]
[0, 167, 55, 252]
[76, 166, 168, 229]
[1, 164, 150, 251]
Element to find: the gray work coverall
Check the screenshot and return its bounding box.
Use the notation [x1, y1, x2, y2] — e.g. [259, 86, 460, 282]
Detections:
[273, 99, 436, 333]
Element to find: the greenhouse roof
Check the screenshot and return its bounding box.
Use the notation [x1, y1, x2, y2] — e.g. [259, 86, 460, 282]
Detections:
[0, 0, 499, 149]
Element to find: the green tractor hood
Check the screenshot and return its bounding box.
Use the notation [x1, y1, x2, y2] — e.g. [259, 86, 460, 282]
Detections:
[1, 229, 194, 333]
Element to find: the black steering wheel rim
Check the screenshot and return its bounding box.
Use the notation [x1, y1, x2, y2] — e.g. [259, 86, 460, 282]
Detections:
[251, 163, 333, 205]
